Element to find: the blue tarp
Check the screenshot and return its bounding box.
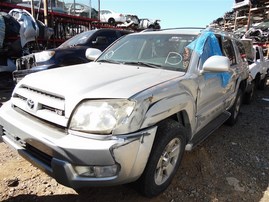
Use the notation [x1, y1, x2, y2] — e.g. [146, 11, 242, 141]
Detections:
[187, 31, 222, 57]
[204, 72, 232, 88]
[187, 31, 231, 88]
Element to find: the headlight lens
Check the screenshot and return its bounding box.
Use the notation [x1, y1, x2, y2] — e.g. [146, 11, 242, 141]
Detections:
[34, 51, 55, 62]
[69, 99, 136, 134]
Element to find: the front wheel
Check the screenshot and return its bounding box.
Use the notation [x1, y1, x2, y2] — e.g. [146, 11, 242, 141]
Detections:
[136, 119, 186, 197]
[226, 89, 242, 125]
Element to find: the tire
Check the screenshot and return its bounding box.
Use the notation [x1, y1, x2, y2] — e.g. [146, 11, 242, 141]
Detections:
[136, 119, 186, 197]
[0, 72, 15, 90]
[226, 89, 243, 125]
[108, 18, 115, 25]
[243, 83, 255, 104]
[258, 76, 267, 90]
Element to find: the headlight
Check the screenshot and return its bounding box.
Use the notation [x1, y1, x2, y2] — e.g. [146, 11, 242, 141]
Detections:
[34, 51, 55, 62]
[69, 99, 136, 134]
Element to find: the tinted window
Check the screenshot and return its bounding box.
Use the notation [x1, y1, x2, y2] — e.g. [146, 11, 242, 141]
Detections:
[221, 37, 236, 65]
[235, 40, 247, 62]
[58, 30, 96, 48]
[94, 30, 118, 44]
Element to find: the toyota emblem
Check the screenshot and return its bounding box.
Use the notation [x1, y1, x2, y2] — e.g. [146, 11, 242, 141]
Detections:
[27, 99, 35, 109]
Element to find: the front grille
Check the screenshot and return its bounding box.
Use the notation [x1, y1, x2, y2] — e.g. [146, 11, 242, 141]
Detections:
[11, 85, 68, 127]
[16, 55, 36, 70]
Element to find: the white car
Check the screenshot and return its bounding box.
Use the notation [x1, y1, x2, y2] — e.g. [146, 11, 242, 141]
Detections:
[100, 9, 126, 24]
[65, 3, 98, 18]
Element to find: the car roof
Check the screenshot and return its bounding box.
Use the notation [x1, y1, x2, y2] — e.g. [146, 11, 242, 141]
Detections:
[132, 28, 205, 36]
[133, 27, 236, 39]
[160, 28, 205, 35]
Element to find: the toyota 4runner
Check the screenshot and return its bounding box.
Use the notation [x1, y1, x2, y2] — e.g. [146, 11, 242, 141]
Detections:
[0, 28, 250, 197]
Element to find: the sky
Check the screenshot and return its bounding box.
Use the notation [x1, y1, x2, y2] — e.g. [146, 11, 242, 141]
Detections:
[67, 0, 235, 29]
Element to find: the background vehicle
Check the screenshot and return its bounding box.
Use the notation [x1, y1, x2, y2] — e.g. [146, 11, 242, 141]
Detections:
[243, 40, 268, 88]
[0, 9, 53, 88]
[65, 3, 98, 18]
[125, 14, 139, 26]
[17, 0, 66, 14]
[118, 15, 162, 30]
[139, 18, 161, 29]
[0, 28, 250, 197]
[100, 9, 126, 24]
[241, 39, 269, 103]
[13, 28, 131, 82]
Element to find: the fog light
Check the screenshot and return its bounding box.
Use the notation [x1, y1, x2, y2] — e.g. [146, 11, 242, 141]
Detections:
[74, 165, 118, 178]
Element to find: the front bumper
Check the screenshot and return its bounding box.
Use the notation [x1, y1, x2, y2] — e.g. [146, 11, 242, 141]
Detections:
[0, 102, 157, 188]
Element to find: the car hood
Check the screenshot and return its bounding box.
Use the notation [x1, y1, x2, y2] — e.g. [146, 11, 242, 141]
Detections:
[19, 62, 185, 114]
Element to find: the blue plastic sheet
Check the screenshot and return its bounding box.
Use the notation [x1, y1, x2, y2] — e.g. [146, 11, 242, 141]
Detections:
[204, 72, 231, 88]
[187, 31, 231, 87]
[187, 31, 222, 62]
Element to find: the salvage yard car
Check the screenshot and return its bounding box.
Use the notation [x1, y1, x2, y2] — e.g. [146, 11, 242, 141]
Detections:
[13, 28, 131, 82]
[0, 28, 250, 197]
[100, 9, 126, 24]
[242, 39, 269, 89]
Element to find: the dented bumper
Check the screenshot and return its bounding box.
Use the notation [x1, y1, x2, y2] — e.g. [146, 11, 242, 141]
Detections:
[0, 102, 157, 188]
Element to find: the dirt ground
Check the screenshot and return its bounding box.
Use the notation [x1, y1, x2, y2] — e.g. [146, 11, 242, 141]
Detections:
[0, 82, 268, 202]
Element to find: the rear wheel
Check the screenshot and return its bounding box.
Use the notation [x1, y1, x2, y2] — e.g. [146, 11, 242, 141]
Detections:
[137, 119, 186, 197]
[258, 76, 267, 90]
[226, 89, 242, 125]
[108, 18, 115, 25]
[244, 83, 255, 104]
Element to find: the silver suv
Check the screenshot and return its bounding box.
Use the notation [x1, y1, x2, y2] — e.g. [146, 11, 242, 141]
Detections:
[0, 28, 250, 197]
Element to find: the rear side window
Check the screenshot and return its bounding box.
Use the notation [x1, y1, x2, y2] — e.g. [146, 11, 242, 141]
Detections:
[221, 37, 237, 65]
[98, 30, 118, 44]
[119, 31, 131, 37]
[235, 40, 247, 62]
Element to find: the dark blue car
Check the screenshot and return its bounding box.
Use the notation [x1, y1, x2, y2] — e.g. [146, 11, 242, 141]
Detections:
[13, 28, 132, 82]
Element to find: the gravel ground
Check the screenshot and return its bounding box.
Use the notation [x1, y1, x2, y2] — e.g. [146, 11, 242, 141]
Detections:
[0, 81, 268, 202]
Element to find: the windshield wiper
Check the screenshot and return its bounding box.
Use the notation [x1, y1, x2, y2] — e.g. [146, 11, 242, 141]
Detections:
[123, 61, 162, 68]
[97, 59, 121, 64]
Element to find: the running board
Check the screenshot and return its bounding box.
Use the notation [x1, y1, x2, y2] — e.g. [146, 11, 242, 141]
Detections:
[185, 111, 231, 151]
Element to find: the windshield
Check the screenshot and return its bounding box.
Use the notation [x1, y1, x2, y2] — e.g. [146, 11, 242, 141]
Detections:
[97, 33, 196, 72]
[58, 30, 95, 48]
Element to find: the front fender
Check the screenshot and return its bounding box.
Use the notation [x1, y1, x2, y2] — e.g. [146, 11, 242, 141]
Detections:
[141, 92, 196, 132]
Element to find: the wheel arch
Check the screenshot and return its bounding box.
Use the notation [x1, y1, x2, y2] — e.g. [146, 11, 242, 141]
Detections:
[168, 111, 192, 143]
[140, 92, 195, 142]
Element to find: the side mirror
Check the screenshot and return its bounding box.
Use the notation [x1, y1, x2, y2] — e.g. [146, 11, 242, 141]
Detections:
[85, 48, 102, 61]
[92, 36, 108, 45]
[202, 55, 230, 73]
